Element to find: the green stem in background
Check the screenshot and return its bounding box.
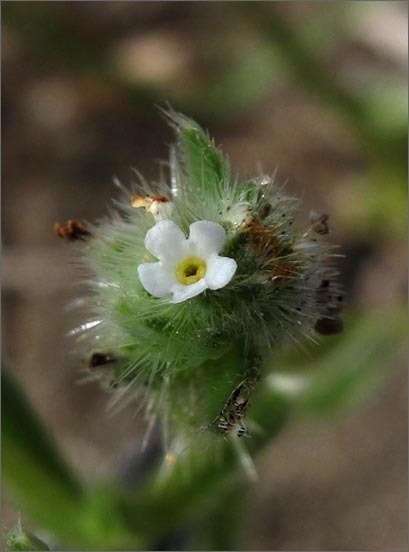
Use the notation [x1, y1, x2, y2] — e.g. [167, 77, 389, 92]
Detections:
[269, 309, 407, 416]
[2, 369, 83, 524]
[237, 5, 366, 123]
[188, 485, 246, 551]
[117, 388, 288, 543]
[235, 3, 407, 170]
[1, 369, 137, 550]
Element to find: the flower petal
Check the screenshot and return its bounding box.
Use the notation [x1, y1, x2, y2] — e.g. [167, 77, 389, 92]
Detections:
[187, 221, 226, 257]
[145, 220, 187, 262]
[138, 262, 175, 298]
[170, 280, 208, 303]
[205, 254, 237, 290]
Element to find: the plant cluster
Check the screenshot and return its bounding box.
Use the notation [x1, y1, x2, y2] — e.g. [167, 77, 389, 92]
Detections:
[60, 112, 342, 445]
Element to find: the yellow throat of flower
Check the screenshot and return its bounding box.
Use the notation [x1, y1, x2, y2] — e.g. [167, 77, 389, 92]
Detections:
[176, 257, 206, 285]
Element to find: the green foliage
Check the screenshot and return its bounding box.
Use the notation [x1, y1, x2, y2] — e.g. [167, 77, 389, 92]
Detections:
[268, 309, 407, 416]
[1, 369, 84, 541]
[164, 110, 230, 198]
[1, 369, 135, 550]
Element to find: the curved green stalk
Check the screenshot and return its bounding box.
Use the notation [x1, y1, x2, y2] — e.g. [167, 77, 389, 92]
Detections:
[2, 369, 136, 550]
[235, 3, 407, 169]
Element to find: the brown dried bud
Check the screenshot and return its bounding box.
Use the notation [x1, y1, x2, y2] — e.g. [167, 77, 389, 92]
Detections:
[315, 316, 343, 335]
[131, 194, 169, 211]
[54, 220, 91, 242]
[309, 211, 329, 235]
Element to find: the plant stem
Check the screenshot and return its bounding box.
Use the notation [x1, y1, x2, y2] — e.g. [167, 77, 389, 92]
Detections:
[235, 3, 406, 167]
[2, 368, 136, 550]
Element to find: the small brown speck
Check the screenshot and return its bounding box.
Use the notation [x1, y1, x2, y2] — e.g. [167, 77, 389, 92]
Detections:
[88, 352, 116, 368]
[54, 220, 91, 242]
[131, 194, 169, 211]
[310, 211, 329, 235]
[315, 316, 343, 335]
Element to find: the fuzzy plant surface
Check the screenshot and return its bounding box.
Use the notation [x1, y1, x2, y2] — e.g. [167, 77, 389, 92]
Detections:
[58, 111, 342, 449]
[4, 523, 50, 551]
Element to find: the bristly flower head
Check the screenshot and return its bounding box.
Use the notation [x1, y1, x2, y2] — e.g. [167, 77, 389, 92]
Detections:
[59, 110, 343, 444]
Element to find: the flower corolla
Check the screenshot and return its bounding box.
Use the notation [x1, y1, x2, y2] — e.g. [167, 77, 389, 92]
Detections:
[138, 220, 237, 303]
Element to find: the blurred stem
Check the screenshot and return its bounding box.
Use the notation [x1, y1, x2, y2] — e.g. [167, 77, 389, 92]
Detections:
[2, 369, 83, 528]
[205, 484, 248, 551]
[2, 368, 136, 550]
[116, 388, 289, 543]
[189, 486, 245, 550]
[267, 309, 407, 416]
[236, 3, 406, 170]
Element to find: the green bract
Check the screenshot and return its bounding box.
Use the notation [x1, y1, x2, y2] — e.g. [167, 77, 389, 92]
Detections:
[71, 111, 342, 442]
[5, 524, 50, 551]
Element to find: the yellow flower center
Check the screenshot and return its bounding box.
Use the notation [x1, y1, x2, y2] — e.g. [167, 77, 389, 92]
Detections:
[176, 257, 206, 285]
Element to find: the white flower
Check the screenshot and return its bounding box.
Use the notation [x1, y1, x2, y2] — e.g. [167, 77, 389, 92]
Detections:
[138, 220, 237, 303]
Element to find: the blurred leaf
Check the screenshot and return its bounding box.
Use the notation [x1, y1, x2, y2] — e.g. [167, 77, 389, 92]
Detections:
[366, 166, 407, 238]
[204, 45, 287, 116]
[2, 368, 81, 494]
[267, 309, 407, 415]
[234, 2, 407, 171]
[189, 486, 245, 550]
[235, 5, 368, 125]
[297, 3, 351, 51]
[2, 369, 135, 550]
[332, 164, 407, 240]
[2, 368, 86, 544]
[363, 83, 407, 139]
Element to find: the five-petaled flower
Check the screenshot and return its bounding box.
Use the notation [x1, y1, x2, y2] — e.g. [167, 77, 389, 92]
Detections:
[138, 220, 237, 303]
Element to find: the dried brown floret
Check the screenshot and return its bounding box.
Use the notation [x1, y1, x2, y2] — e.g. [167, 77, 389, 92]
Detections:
[54, 220, 91, 242]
